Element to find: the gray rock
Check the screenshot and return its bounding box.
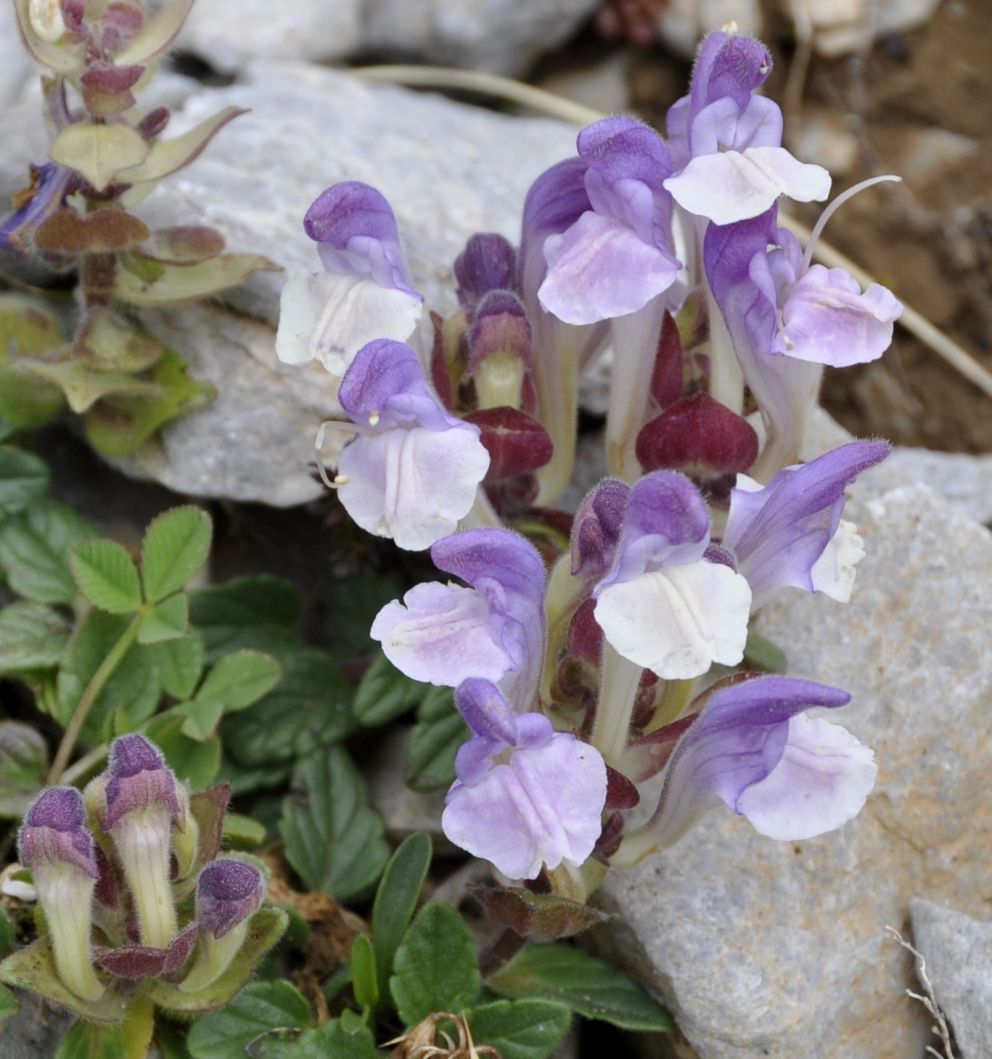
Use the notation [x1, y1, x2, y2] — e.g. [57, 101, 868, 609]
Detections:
[910, 898, 992, 1059]
[594, 481, 992, 1058]
[0, 992, 73, 1058]
[179, 0, 362, 73]
[0, 5, 34, 111]
[884, 446, 992, 526]
[361, 0, 602, 76]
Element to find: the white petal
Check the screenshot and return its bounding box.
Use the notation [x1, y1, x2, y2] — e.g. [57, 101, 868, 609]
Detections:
[338, 426, 490, 551]
[665, 147, 831, 225]
[736, 713, 876, 840]
[370, 581, 510, 687]
[275, 271, 422, 375]
[810, 519, 865, 603]
[594, 561, 751, 679]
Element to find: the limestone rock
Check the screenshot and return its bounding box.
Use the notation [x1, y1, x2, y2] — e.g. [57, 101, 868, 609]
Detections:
[0, 4, 34, 111]
[0, 992, 73, 1058]
[776, 0, 942, 57]
[910, 898, 992, 1059]
[655, 0, 763, 58]
[594, 482, 992, 1058]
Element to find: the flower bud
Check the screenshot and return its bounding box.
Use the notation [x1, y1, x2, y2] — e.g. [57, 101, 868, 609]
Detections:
[18, 787, 105, 1001]
[179, 860, 265, 993]
[454, 233, 517, 308]
[104, 735, 182, 949]
[468, 291, 532, 411]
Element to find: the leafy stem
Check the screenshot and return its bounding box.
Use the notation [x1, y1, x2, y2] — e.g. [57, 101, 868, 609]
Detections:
[47, 611, 143, 784]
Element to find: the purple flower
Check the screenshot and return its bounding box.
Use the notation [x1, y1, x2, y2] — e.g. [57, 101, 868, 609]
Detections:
[371, 528, 546, 708]
[664, 32, 830, 225]
[18, 787, 105, 1001]
[196, 860, 265, 939]
[335, 339, 490, 551]
[591, 473, 751, 679]
[441, 679, 607, 880]
[538, 117, 681, 325]
[454, 233, 517, 308]
[0, 163, 75, 255]
[722, 440, 891, 607]
[621, 677, 876, 858]
[276, 182, 423, 375]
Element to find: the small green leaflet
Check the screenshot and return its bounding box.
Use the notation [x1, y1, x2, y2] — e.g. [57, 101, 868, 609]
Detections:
[469, 1000, 571, 1059]
[0, 445, 49, 519]
[0, 498, 96, 603]
[186, 980, 311, 1059]
[141, 506, 212, 603]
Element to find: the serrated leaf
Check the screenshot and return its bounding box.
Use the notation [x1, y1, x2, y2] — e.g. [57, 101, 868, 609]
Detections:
[0, 721, 48, 818]
[406, 686, 467, 792]
[141, 506, 212, 603]
[221, 648, 351, 767]
[0, 498, 97, 603]
[0, 601, 70, 672]
[195, 650, 281, 712]
[280, 746, 389, 902]
[137, 592, 189, 644]
[487, 944, 672, 1032]
[250, 1018, 378, 1059]
[114, 252, 275, 305]
[117, 107, 246, 185]
[469, 1000, 571, 1059]
[70, 539, 142, 614]
[372, 833, 431, 1010]
[389, 903, 481, 1024]
[50, 123, 150, 193]
[54, 1021, 128, 1059]
[84, 350, 216, 457]
[353, 652, 423, 727]
[144, 711, 220, 790]
[350, 934, 378, 1016]
[20, 357, 159, 414]
[189, 576, 300, 661]
[186, 980, 311, 1059]
[0, 446, 49, 519]
[146, 907, 288, 1017]
[146, 630, 205, 699]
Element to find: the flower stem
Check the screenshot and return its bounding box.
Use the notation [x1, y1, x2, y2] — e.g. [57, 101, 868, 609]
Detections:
[590, 643, 643, 767]
[47, 613, 143, 784]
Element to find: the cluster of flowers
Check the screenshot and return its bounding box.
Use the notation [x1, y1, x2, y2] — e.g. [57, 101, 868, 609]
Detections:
[10, 736, 271, 1012]
[277, 31, 902, 889]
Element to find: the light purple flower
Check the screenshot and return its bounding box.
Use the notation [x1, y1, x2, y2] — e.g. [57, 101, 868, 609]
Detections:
[196, 860, 265, 939]
[370, 528, 546, 707]
[276, 182, 423, 375]
[441, 679, 607, 880]
[0, 163, 76, 254]
[592, 472, 751, 679]
[454, 232, 517, 308]
[722, 440, 890, 607]
[628, 676, 876, 852]
[538, 117, 681, 325]
[664, 32, 830, 225]
[335, 339, 490, 551]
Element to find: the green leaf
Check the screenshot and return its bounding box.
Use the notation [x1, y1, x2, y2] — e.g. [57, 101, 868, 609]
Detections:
[70, 540, 142, 614]
[141, 506, 212, 603]
[137, 592, 189, 644]
[74, 310, 164, 373]
[0, 721, 48, 818]
[372, 833, 431, 1009]
[472, 886, 607, 940]
[144, 711, 221, 790]
[280, 746, 389, 902]
[744, 631, 788, 674]
[350, 934, 378, 1016]
[189, 576, 300, 661]
[117, 107, 245, 185]
[487, 944, 672, 1032]
[406, 686, 467, 792]
[469, 1000, 571, 1059]
[50, 123, 149, 193]
[251, 1018, 378, 1059]
[0, 498, 96, 603]
[353, 652, 423, 727]
[195, 650, 282, 712]
[54, 1021, 128, 1059]
[222, 648, 351, 767]
[0, 296, 66, 427]
[0, 905, 16, 955]
[146, 630, 205, 699]
[222, 812, 267, 846]
[0, 601, 70, 672]
[178, 697, 224, 742]
[114, 0, 194, 64]
[389, 903, 481, 1025]
[0, 446, 49, 519]
[19, 357, 158, 414]
[114, 253, 275, 305]
[186, 980, 311, 1059]
[0, 983, 16, 1023]
[84, 350, 216, 458]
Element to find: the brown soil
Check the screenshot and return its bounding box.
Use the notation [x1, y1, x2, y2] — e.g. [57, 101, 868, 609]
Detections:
[628, 0, 992, 452]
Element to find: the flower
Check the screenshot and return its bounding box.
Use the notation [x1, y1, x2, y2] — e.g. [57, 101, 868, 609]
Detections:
[591, 472, 752, 680]
[335, 339, 490, 551]
[371, 528, 546, 707]
[441, 679, 607, 880]
[276, 182, 423, 375]
[621, 676, 876, 860]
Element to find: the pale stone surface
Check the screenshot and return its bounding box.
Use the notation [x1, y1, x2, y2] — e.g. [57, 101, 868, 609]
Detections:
[179, 0, 362, 72]
[884, 446, 992, 526]
[910, 898, 992, 1059]
[365, 728, 450, 849]
[0, 992, 73, 1057]
[0, 4, 34, 111]
[655, 0, 763, 57]
[776, 0, 943, 57]
[594, 481, 992, 1058]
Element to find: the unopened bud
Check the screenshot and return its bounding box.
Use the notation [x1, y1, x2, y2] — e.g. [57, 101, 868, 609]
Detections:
[468, 291, 531, 411]
[454, 233, 517, 308]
